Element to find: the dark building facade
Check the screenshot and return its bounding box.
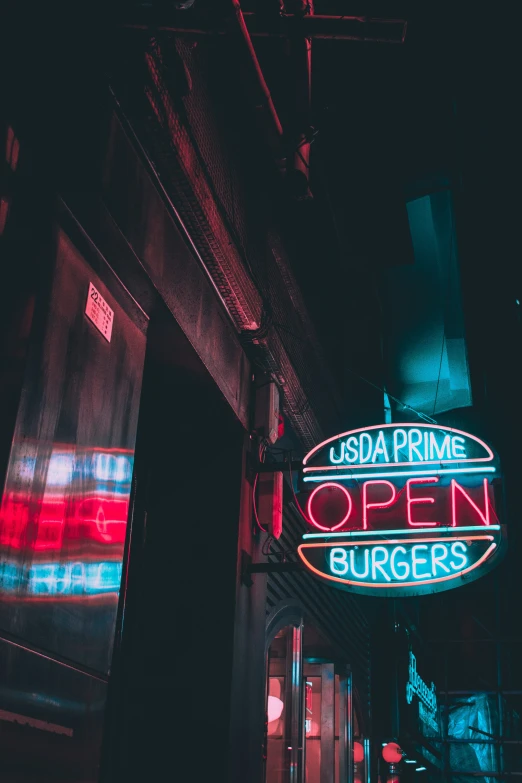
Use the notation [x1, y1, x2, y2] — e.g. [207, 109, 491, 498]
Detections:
[0, 6, 382, 782]
[2, 4, 522, 783]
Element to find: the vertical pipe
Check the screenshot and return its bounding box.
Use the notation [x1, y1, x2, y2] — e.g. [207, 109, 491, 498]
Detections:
[391, 600, 401, 738]
[290, 622, 304, 783]
[339, 674, 348, 783]
[443, 595, 450, 783]
[364, 738, 371, 783]
[321, 663, 335, 783]
[231, 0, 284, 143]
[347, 670, 354, 783]
[287, 1, 313, 199]
[301, 677, 307, 783]
[495, 571, 504, 778]
[292, 36, 312, 187]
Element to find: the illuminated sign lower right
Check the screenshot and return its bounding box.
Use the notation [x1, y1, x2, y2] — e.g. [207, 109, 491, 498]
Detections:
[297, 424, 507, 596]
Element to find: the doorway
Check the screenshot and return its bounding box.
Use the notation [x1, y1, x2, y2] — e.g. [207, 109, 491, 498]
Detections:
[102, 305, 245, 781]
[265, 619, 355, 783]
[303, 663, 352, 783]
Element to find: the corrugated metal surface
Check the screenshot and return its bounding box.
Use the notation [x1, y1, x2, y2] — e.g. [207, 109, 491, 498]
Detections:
[267, 499, 371, 714]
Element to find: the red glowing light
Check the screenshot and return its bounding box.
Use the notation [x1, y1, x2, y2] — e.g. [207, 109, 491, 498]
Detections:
[278, 414, 285, 440]
[407, 477, 438, 526]
[307, 482, 353, 532]
[362, 481, 397, 529]
[451, 478, 490, 526]
[306, 682, 313, 713]
[267, 695, 284, 723]
[353, 741, 364, 763]
[382, 742, 402, 763]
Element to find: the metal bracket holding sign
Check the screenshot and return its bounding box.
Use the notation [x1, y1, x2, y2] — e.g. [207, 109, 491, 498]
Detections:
[240, 549, 303, 587]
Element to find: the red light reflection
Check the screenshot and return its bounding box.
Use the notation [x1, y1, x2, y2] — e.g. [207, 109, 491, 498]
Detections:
[0, 443, 134, 601]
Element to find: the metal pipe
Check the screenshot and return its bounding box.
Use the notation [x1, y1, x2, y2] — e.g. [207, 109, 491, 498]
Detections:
[495, 570, 505, 779]
[245, 13, 407, 43]
[123, 13, 408, 44]
[248, 561, 303, 573]
[231, 0, 283, 140]
[287, 1, 313, 198]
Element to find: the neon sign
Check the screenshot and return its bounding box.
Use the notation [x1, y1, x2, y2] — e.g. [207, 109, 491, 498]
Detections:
[406, 651, 439, 734]
[303, 424, 493, 475]
[297, 424, 506, 596]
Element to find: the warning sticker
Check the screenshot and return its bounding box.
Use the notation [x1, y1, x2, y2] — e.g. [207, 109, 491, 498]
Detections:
[85, 282, 114, 343]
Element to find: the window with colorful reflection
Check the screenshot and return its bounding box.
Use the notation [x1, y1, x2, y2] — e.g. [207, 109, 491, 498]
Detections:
[0, 443, 133, 600]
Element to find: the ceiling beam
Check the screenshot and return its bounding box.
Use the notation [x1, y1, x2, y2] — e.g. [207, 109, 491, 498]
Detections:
[123, 12, 407, 44]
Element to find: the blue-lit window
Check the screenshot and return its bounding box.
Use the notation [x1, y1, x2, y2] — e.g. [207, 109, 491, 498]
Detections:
[384, 190, 471, 418]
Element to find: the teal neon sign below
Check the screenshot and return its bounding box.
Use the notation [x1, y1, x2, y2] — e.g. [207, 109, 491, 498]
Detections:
[329, 540, 470, 581]
[407, 651, 439, 733]
[407, 651, 436, 711]
[297, 530, 504, 596]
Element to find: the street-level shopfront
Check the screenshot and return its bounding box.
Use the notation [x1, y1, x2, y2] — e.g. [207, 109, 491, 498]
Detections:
[0, 99, 372, 782]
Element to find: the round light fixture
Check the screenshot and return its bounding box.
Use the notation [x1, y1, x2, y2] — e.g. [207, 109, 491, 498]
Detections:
[353, 741, 365, 763]
[382, 742, 403, 764]
[267, 695, 284, 723]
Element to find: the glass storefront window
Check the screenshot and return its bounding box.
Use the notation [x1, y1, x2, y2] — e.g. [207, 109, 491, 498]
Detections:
[265, 620, 357, 783]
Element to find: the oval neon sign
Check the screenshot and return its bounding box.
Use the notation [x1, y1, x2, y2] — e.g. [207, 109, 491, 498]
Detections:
[297, 423, 506, 596]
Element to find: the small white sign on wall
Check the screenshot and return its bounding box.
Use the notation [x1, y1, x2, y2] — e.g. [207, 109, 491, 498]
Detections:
[85, 282, 114, 343]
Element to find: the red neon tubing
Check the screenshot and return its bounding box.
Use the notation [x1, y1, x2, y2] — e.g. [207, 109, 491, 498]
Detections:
[307, 482, 353, 532]
[362, 480, 397, 529]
